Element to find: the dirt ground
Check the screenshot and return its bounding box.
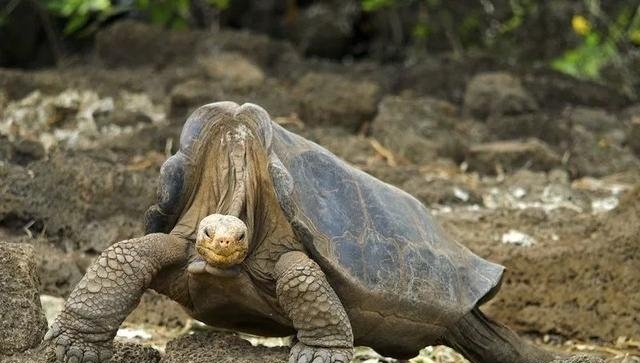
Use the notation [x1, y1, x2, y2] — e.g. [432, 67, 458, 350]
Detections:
[0, 21, 639, 362]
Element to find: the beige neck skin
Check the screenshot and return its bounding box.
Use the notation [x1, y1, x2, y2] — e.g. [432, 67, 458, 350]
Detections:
[171, 123, 269, 253]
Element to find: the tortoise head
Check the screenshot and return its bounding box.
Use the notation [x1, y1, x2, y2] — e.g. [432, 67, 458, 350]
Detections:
[149, 102, 277, 274]
[195, 214, 249, 268]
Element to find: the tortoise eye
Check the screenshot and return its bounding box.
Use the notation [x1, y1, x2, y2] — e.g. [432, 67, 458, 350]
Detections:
[238, 232, 245, 240]
[204, 228, 212, 238]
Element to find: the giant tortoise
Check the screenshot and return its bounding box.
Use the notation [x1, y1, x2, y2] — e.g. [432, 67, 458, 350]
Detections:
[47, 102, 594, 363]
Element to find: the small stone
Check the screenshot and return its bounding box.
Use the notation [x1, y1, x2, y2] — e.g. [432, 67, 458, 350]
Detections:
[501, 229, 536, 247]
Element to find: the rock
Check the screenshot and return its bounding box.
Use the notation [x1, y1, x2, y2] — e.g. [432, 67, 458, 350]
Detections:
[169, 79, 210, 116]
[0, 242, 47, 355]
[486, 113, 570, 147]
[125, 291, 190, 329]
[35, 244, 84, 297]
[628, 116, 640, 157]
[371, 95, 486, 164]
[0, 152, 154, 252]
[169, 78, 294, 120]
[299, 127, 375, 167]
[197, 53, 265, 89]
[110, 342, 161, 363]
[162, 331, 289, 363]
[8, 137, 46, 166]
[522, 68, 632, 111]
[290, 2, 359, 59]
[564, 106, 620, 134]
[292, 72, 381, 130]
[197, 29, 300, 71]
[95, 20, 200, 68]
[466, 139, 561, 174]
[567, 125, 640, 177]
[2, 341, 161, 363]
[463, 72, 538, 120]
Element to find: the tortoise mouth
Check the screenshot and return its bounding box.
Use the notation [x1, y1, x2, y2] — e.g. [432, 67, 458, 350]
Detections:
[195, 244, 247, 269]
[187, 259, 242, 277]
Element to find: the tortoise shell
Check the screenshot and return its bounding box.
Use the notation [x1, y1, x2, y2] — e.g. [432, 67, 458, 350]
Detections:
[268, 121, 504, 327]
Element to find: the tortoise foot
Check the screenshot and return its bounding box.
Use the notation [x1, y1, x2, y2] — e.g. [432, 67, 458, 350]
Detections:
[288, 342, 353, 363]
[44, 316, 114, 363]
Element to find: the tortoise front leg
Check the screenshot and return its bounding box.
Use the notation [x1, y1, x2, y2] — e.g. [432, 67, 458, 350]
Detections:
[275, 251, 354, 363]
[45, 233, 189, 363]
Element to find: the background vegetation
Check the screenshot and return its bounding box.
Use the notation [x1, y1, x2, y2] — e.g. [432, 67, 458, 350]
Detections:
[1, 0, 639, 96]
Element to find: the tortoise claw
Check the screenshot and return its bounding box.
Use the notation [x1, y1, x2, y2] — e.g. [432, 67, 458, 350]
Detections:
[46, 317, 113, 363]
[288, 342, 352, 363]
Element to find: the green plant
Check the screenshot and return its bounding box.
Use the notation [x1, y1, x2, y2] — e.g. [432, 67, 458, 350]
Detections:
[551, 31, 617, 79]
[361, 0, 397, 12]
[45, 0, 115, 35]
[2, 0, 232, 37]
[552, 3, 640, 81]
[134, 0, 191, 30]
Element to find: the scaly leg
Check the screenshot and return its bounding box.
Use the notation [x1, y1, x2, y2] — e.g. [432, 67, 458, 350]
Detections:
[275, 251, 354, 363]
[45, 233, 189, 363]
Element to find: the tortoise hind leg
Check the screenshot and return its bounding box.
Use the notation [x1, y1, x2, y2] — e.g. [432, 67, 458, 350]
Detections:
[440, 307, 556, 363]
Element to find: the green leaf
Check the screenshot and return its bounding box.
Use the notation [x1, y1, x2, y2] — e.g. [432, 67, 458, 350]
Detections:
[63, 11, 90, 35]
[362, 0, 395, 12]
[412, 23, 429, 40]
[209, 0, 230, 10]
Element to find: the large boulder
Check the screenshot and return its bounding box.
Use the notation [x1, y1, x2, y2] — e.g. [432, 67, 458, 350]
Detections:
[169, 77, 295, 120]
[463, 72, 538, 120]
[289, 1, 359, 59]
[292, 72, 381, 130]
[371, 95, 486, 164]
[196, 29, 300, 71]
[197, 53, 265, 89]
[567, 125, 640, 177]
[0, 242, 48, 355]
[34, 243, 84, 297]
[95, 21, 200, 68]
[0, 152, 155, 253]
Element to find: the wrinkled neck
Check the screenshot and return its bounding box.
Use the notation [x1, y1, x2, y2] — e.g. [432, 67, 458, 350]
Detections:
[171, 136, 266, 248]
[227, 142, 246, 217]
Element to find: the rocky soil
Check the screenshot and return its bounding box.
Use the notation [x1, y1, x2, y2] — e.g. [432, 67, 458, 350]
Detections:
[0, 21, 639, 363]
